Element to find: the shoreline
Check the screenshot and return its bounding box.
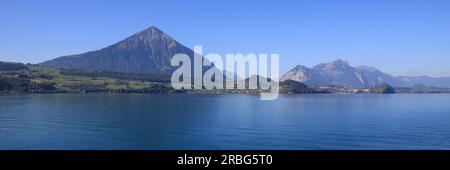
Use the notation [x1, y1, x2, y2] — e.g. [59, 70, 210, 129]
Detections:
[1, 90, 450, 95]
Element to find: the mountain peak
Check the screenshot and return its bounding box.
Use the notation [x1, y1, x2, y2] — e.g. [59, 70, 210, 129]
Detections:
[293, 65, 309, 70]
[113, 25, 182, 51]
[313, 59, 351, 71]
[40, 25, 193, 75]
[330, 59, 349, 65]
[129, 26, 170, 41]
[357, 65, 379, 72]
[142, 25, 164, 34]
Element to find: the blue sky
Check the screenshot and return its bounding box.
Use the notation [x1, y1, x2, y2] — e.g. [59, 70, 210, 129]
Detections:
[1, 0, 450, 77]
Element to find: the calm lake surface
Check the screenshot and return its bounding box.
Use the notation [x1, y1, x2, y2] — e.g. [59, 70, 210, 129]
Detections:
[1, 93, 450, 150]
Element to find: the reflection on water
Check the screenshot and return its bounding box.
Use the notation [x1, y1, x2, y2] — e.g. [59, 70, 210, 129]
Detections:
[1, 93, 450, 149]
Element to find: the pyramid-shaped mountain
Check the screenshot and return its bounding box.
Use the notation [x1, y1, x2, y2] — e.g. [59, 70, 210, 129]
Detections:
[40, 26, 194, 75]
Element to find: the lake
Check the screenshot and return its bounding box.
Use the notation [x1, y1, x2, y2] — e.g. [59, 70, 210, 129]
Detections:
[1, 93, 450, 150]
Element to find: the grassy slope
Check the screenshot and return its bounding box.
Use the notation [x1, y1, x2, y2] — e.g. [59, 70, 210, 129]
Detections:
[0, 64, 170, 93]
[1, 64, 318, 94]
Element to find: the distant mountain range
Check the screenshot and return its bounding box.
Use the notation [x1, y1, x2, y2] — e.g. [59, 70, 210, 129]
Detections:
[281, 59, 450, 88]
[39, 26, 450, 88]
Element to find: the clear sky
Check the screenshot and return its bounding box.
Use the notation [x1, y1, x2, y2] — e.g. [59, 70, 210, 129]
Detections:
[1, 0, 450, 77]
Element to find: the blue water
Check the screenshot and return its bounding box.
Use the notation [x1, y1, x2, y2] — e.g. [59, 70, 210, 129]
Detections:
[1, 93, 450, 150]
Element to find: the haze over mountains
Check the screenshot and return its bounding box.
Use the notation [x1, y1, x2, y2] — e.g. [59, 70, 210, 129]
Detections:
[281, 60, 450, 88]
[39, 26, 450, 88]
